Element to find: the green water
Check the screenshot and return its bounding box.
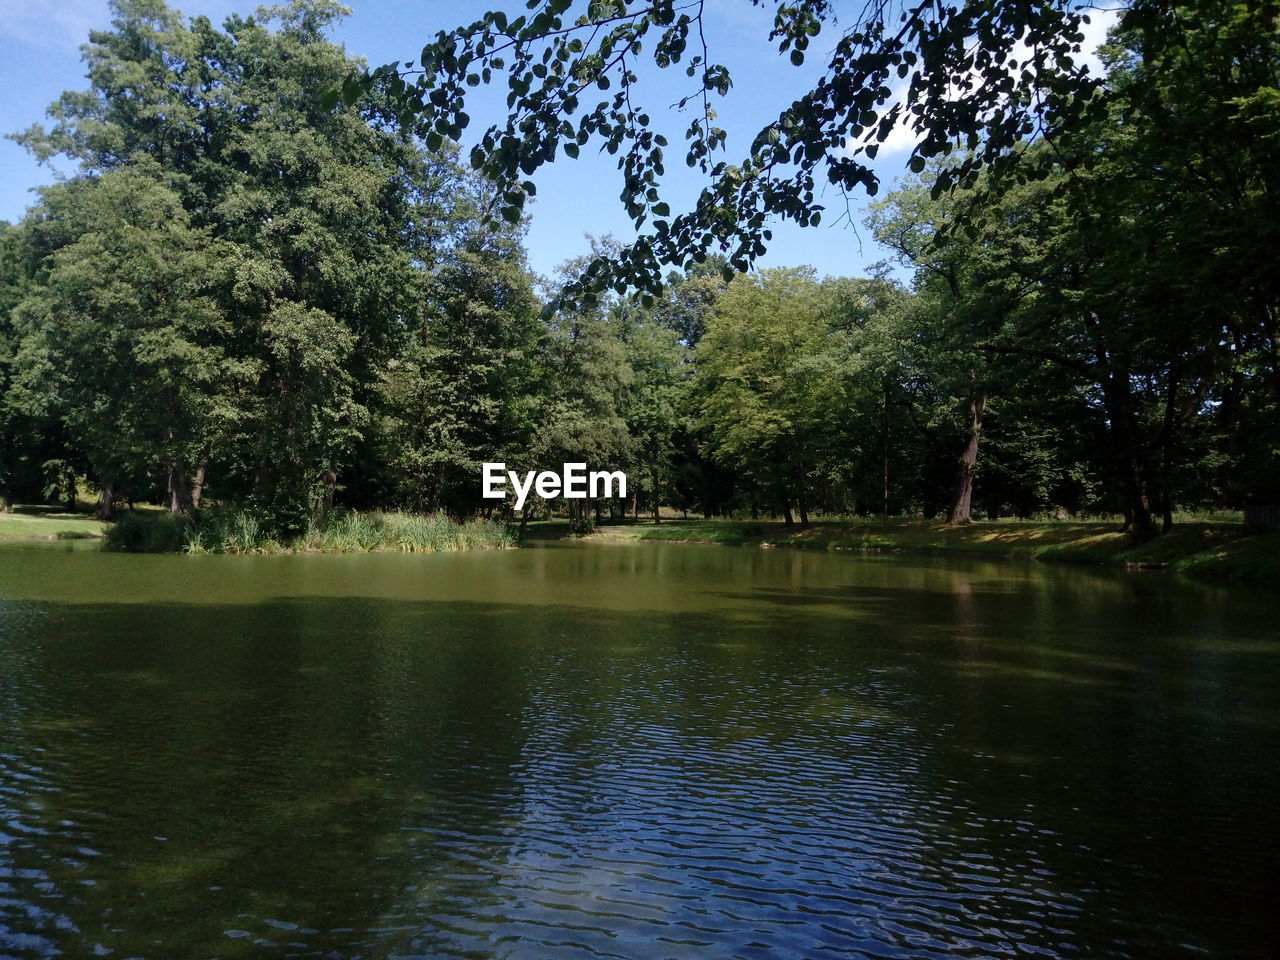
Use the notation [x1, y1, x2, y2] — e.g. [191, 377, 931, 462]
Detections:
[0, 541, 1276, 959]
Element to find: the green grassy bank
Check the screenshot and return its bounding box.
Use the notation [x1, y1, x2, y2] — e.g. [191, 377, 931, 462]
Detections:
[0, 506, 512, 554]
[3, 507, 1275, 583]
[0, 508, 105, 540]
[532, 517, 1279, 586]
[103, 509, 514, 554]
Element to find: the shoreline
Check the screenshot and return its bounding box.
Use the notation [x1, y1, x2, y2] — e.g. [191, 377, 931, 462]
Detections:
[561, 519, 1280, 587]
[3, 512, 1276, 586]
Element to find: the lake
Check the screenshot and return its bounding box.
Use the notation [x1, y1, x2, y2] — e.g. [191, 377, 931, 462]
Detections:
[1, 541, 1276, 958]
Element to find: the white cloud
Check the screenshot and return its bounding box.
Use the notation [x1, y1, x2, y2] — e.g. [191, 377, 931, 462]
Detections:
[0, 0, 248, 52]
[1077, 3, 1123, 74]
[842, 4, 1123, 159]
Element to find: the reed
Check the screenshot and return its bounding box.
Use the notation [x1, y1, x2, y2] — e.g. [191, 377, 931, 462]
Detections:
[103, 508, 513, 554]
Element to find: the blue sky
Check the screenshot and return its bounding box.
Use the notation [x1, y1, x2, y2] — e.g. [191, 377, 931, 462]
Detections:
[0, 1, 1117, 281]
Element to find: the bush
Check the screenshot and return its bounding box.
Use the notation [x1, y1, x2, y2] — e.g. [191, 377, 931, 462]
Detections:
[102, 511, 191, 552]
[102, 507, 513, 554]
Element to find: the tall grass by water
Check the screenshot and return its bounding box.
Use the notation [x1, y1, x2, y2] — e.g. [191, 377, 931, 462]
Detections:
[103, 509, 515, 554]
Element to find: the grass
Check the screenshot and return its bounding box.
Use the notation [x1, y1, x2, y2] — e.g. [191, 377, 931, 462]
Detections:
[523, 516, 1277, 586]
[6, 503, 1272, 584]
[0, 508, 106, 540]
[1173, 533, 1280, 583]
[102, 508, 516, 554]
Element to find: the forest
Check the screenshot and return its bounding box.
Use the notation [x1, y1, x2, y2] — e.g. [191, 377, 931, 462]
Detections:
[0, 0, 1276, 548]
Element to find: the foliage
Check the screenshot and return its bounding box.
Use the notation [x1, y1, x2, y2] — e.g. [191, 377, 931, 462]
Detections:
[104, 507, 514, 554]
[4, 0, 532, 533]
[1, 0, 1276, 556]
[364, 0, 1115, 308]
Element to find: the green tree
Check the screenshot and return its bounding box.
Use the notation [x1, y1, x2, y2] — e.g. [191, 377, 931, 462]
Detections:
[11, 166, 250, 516]
[618, 297, 686, 523]
[0, 221, 35, 512]
[533, 244, 636, 533]
[12, 0, 492, 530]
[376, 228, 541, 515]
[693, 267, 837, 524]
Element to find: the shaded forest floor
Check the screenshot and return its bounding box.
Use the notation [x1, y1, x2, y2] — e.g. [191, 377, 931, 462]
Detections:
[526, 517, 1280, 586]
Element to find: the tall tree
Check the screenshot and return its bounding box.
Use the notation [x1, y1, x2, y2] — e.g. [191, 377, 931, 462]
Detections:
[693, 267, 836, 524]
[533, 244, 636, 533]
[377, 226, 541, 515]
[11, 0, 491, 530]
[11, 167, 250, 516]
[618, 297, 686, 523]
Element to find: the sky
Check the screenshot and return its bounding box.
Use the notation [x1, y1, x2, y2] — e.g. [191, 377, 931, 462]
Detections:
[0, 0, 1118, 282]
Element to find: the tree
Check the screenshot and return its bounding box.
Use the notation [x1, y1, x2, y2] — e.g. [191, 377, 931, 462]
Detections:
[655, 255, 730, 349]
[816, 274, 917, 521]
[376, 228, 541, 516]
[0, 221, 35, 512]
[12, 167, 250, 516]
[693, 267, 838, 524]
[869, 171, 992, 525]
[10, 0, 496, 531]
[529, 243, 637, 533]
[358, 0, 1117, 306]
[617, 295, 686, 523]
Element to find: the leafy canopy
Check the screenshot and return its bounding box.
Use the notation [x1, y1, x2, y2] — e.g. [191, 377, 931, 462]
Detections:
[355, 0, 1116, 308]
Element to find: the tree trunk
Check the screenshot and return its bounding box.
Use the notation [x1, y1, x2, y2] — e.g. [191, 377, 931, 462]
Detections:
[946, 393, 986, 525]
[95, 484, 115, 521]
[1119, 474, 1157, 540]
[192, 463, 207, 510]
[322, 469, 337, 510]
[1101, 379, 1156, 540]
[2, 490, 12, 514]
[881, 380, 890, 526]
[795, 446, 810, 526]
[168, 463, 193, 514]
[783, 501, 795, 526]
[568, 497, 593, 535]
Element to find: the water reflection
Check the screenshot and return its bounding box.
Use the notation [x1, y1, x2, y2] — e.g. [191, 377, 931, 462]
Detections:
[0, 544, 1276, 958]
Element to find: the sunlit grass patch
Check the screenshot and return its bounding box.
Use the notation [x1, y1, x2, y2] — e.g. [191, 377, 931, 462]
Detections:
[579, 516, 1274, 585]
[0, 510, 106, 540]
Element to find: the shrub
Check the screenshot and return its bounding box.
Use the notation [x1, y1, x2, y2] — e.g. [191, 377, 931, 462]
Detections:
[102, 511, 191, 552]
[103, 507, 514, 554]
